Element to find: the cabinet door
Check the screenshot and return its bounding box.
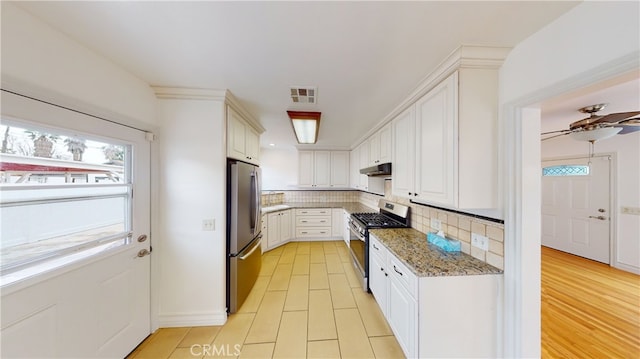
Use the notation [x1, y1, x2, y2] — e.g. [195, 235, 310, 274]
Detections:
[331, 209, 342, 237]
[358, 142, 369, 190]
[280, 210, 292, 242]
[245, 126, 260, 164]
[342, 210, 350, 246]
[368, 132, 380, 166]
[298, 151, 315, 187]
[379, 123, 392, 164]
[388, 279, 417, 358]
[350, 147, 360, 189]
[392, 107, 416, 198]
[227, 107, 247, 161]
[267, 212, 281, 248]
[314, 151, 331, 187]
[414, 73, 457, 206]
[330, 151, 349, 187]
[369, 251, 388, 315]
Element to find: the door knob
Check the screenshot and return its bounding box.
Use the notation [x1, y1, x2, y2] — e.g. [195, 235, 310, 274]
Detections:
[598, 208, 606, 213]
[135, 249, 151, 258]
[588, 215, 607, 221]
[137, 234, 148, 243]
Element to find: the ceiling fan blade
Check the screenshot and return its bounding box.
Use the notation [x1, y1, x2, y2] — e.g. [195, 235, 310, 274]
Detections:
[541, 132, 571, 141]
[541, 129, 571, 136]
[617, 124, 640, 135]
[588, 111, 640, 125]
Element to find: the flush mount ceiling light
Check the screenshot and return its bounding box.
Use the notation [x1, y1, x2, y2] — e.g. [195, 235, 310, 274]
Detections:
[287, 111, 321, 144]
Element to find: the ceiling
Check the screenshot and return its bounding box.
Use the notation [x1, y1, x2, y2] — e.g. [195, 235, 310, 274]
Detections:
[15, 1, 580, 150]
[541, 75, 640, 134]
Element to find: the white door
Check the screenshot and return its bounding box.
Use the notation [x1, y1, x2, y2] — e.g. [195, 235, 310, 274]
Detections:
[541, 156, 611, 263]
[0, 91, 151, 358]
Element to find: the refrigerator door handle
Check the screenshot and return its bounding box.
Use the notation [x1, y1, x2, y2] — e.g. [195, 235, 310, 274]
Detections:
[238, 235, 262, 260]
[250, 169, 261, 234]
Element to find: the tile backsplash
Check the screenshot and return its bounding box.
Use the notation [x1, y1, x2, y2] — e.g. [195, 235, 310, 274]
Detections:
[261, 182, 504, 270]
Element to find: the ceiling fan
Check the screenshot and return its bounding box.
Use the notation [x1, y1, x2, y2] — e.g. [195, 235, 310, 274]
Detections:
[541, 103, 640, 142]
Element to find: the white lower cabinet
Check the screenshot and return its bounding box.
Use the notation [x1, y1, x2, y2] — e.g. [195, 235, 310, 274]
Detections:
[369, 233, 499, 358]
[342, 209, 350, 247]
[266, 209, 292, 249]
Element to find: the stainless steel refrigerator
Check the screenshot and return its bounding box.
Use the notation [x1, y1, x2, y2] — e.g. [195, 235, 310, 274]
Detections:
[226, 159, 262, 314]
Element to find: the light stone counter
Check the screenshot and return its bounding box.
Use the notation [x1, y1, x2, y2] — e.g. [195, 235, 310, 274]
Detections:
[370, 228, 502, 277]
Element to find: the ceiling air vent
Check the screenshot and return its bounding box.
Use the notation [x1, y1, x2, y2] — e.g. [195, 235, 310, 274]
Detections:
[290, 86, 317, 104]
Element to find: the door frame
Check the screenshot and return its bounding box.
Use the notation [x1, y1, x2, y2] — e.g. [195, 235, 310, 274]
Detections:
[541, 153, 618, 265]
[501, 53, 638, 357]
[0, 85, 160, 352]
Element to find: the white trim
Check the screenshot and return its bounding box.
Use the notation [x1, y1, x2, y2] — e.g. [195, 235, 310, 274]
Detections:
[157, 310, 228, 327]
[153, 86, 265, 134]
[501, 53, 638, 358]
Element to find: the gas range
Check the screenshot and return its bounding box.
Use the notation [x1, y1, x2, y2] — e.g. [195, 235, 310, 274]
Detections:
[348, 199, 410, 291]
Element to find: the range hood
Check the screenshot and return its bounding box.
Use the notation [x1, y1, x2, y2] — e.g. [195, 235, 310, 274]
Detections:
[360, 163, 392, 176]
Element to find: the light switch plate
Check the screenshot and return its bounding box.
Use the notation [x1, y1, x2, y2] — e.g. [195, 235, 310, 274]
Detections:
[202, 219, 215, 231]
[430, 218, 442, 231]
[471, 233, 489, 251]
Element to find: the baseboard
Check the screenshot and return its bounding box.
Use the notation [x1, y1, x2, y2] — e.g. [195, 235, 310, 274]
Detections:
[613, 261, 640, 275]
[157, 310, 228, 327]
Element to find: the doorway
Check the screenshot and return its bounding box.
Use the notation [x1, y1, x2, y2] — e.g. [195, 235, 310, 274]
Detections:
[541, 155, 613, 263]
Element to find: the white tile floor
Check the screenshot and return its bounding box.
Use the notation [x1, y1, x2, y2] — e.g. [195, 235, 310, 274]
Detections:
[128, 241, 405, 358]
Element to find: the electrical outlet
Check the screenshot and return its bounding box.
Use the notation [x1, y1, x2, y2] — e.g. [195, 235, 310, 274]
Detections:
[430, 218, 442, 231]
[471, 233, 489, 251]
[202, 219, 215, 231]
[621, 206, 640, 215]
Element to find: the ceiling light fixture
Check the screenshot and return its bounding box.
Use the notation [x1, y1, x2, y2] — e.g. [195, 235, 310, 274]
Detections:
[569, 127, 622, 142]
[287, 111, 321, 144]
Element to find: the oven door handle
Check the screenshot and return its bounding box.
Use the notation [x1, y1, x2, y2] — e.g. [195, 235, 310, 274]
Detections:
[349, 221, 365, 240]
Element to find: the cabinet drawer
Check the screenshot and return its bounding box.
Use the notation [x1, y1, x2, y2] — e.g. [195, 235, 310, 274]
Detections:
[296, 216, 331, 226]
[387, 254, 418, 298]
[296, 208, 331, 216]
[295, 227, 331, 238]
[369, 235, 386, 257]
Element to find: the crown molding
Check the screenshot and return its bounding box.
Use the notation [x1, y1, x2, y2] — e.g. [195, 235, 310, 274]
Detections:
[153, 86, 265, 133]
[152, 86, 228, 100]
[352, 45, 512, 147]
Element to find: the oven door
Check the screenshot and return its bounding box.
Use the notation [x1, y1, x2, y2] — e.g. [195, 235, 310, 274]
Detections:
[348, 219, 367, 290]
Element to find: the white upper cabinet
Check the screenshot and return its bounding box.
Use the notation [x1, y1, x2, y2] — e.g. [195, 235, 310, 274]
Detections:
[358, 141, 369, 190]
[394, 70, 497, 208]
[389, 46, 507, 209]
[350, 147, 360, 189]
[227, 105, 261, 165]
[298, 150, 349, 188]
[368, 123, 392, 166]
[391, 107, 416, 198]
[414, 72, 457, 205]
[330, 151, 350, 187]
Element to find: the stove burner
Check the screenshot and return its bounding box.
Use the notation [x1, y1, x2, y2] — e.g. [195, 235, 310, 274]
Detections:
[352, 212, 406, 228]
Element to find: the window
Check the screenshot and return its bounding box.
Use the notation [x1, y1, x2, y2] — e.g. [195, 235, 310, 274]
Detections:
[0, 123, 132, 274]
[542, 165, 590, 177]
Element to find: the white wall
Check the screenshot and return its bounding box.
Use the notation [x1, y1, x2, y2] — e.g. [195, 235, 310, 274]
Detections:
[541, 133, 640, 273]
[156, 97, 227, 326]
[0, 2, 157, 128]
[260, 147, 299, 190]
[498, 1, 640, 358]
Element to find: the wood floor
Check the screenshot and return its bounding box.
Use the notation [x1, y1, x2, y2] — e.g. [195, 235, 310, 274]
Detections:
[541, 246, 640, 358]
[127, 241, 404, 358]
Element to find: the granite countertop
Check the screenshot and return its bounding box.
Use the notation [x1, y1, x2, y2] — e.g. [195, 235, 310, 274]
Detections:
[261, 202, 376, 215]
[370, 228, 503, 277]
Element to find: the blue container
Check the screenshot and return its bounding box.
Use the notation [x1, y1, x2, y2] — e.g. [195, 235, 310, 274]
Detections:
[427, 232, 461, 252]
